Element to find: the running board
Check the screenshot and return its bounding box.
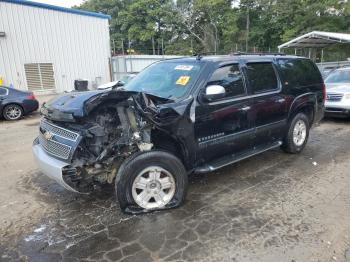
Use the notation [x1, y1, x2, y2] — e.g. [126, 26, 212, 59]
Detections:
[195, 141, 282, 174]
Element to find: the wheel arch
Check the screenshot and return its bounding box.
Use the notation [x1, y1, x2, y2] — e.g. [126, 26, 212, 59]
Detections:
[288, 93, 317, 126]
[150, 129, 189, 169]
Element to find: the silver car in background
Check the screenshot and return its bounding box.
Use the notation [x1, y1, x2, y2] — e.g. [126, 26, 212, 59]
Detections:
[324, 67, 350, 118]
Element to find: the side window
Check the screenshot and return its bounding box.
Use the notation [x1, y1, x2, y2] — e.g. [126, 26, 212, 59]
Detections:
[246, 62, 278, 93]
[207, 64, 246, 99]
[277, 59, 323, 87]
[0, 87, 7, 96]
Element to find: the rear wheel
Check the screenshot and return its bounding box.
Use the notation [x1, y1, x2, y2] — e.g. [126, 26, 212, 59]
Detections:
[115, 150, 187, 213]
[3, 104, 23, 121]
[281, 113, 310, 154]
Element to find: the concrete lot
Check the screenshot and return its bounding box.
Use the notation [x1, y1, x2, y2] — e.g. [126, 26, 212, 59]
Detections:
[0, 102, 350, 261]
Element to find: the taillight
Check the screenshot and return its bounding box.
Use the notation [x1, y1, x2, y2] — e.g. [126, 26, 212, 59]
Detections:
[27, 93, 36, 100]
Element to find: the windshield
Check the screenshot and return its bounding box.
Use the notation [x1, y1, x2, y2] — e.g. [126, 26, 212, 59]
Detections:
[325, 69, 350, 84]
[120, 74, 135, 84]
[123, 61, 203, 99]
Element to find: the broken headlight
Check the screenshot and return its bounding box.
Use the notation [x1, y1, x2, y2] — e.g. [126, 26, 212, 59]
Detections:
[41, 106, 75, 122]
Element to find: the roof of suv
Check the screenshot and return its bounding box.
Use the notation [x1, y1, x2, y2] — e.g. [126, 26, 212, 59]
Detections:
[165, 54, 303, 64]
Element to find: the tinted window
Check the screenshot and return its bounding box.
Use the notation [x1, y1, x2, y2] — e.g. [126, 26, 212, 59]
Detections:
[0, 87, 7, 96]
[277, 59, 323, 87]
[246, 62, 278, 93]
[325, 69, 350, 83]
[207, 64, 246, 98]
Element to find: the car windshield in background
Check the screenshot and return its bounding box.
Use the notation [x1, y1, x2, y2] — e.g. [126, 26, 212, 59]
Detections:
[325, 69, 350, 84]
[123, 61, 203, 99]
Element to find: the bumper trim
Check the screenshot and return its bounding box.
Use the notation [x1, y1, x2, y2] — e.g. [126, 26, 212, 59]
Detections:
[32, 144, 79, 193]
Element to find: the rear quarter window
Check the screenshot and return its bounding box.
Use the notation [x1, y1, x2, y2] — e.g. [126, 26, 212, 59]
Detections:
[277, 59, 323, 87]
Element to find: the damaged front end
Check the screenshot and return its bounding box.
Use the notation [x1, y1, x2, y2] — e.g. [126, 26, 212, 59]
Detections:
[34, 90, 156, 193]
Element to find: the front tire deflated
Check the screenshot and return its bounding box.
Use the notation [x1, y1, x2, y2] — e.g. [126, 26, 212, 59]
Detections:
[115, 150, 188, 214]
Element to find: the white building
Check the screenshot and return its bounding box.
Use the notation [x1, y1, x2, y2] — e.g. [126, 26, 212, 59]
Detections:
[0, 0, 111, 93]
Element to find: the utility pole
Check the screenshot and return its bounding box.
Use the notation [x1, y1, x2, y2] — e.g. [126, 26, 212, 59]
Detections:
[161, 38, 164, 56]
[191, 38, 193, 54]
[157, 39, 160, 55]
[112, 39, 116, 55]
[245, 8, 250, 52]
[152, 37, 155, 55]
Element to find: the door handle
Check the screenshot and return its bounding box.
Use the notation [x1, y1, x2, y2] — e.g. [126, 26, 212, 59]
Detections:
[241, 106, 251, 111]
[276, 98, 286, 103]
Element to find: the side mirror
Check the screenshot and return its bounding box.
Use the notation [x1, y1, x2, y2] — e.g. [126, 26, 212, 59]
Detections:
[111, 81, 125, 90]
[116, 81, 125, 87]
[204, 85, 226, 101]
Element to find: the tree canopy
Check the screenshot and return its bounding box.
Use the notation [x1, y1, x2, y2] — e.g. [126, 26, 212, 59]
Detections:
[76, 0, 350, 60]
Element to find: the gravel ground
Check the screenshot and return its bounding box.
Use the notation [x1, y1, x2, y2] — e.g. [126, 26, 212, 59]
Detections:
[0, 103, 350, 261]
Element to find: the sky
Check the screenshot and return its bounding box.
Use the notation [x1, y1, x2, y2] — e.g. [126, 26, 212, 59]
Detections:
[33, 0, 84, 8]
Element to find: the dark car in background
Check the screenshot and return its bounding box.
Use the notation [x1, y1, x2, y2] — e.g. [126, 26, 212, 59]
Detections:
[0, 86, 39, 120]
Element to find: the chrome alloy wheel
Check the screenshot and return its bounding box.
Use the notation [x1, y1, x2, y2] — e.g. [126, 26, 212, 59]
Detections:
[132, 166, 176, 209]
[293, 120, 307, 146]
[5, 105, 22, 120]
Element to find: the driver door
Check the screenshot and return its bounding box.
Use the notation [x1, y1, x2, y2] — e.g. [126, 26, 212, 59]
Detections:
[194, 63, 254, 163]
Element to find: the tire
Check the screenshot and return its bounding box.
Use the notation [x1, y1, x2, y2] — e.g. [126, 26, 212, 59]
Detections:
[281, 113, 310, 154]
[115, 150, 188, 214]
[3, 104, 24, 121]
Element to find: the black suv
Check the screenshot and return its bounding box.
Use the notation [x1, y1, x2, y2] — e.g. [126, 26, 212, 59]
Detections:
[33, 54, 325, 213]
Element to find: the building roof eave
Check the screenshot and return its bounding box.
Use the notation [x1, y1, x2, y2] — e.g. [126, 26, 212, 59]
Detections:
[2, 0, 111, 19]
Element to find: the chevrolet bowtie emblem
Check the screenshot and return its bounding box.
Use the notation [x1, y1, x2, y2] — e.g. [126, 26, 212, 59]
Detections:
[44, 131, 54, 140]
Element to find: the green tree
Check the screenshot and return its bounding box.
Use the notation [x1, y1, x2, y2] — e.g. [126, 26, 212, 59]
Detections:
[119, 0, 175, 54]
[76, 0, 350, 57]
[76, 0, 130, 43]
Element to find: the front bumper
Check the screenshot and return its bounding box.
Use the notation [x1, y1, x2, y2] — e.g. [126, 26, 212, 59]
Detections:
[325, 101, 350, 117]
[32, 142, 79, 193]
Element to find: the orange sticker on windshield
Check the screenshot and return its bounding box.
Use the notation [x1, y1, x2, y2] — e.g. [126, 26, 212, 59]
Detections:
[176, 76, 190, 86]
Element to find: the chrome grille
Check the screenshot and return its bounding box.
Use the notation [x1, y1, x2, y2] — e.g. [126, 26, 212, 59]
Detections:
[39, 133, 72, 160]
[41, 119, 79, 141]
[326, 93, 343, 102]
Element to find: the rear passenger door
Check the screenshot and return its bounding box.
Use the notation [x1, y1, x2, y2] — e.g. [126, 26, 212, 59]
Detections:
[244, 61, 288, 146]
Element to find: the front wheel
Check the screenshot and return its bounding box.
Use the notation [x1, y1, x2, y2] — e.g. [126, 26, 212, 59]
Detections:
[3, 104, 23, 121]
[115, 151, 188, 213]
[281, 113, 310, 154]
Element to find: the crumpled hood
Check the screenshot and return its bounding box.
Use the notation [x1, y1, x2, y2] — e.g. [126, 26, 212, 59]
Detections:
[43, 90, 107, 117]
[41, 88, 192, 124]
[42, 89, 136, 121]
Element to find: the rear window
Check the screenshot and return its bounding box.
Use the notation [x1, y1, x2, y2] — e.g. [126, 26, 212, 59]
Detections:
[277, 59, 322, 87]
[246, 62, 278, 93]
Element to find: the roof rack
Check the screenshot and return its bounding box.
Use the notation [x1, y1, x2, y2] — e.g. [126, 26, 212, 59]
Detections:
[231, 51, 286, 56]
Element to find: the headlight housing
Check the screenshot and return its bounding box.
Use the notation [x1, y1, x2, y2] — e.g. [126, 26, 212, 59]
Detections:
[40, 104, 75, 122]
[344, 94, 350, 99]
